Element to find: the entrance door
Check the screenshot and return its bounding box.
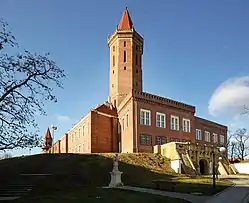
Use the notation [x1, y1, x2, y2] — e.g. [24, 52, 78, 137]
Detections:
[199, 159, 208, 175]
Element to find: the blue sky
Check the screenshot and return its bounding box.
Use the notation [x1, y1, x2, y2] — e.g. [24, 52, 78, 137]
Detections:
[1, 0, 249, 156]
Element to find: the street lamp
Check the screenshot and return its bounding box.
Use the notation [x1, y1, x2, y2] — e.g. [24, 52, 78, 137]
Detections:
[51, 124, 57, 145]
[212, 146, 226, 190]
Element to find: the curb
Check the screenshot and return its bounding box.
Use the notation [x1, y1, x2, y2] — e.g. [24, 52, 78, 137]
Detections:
[203, 183, 235, 203]
[213, 183, 235, 197]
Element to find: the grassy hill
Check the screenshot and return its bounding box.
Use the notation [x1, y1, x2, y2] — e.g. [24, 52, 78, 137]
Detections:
[0, 153, 176, 188]
[0, 153, 232, 202]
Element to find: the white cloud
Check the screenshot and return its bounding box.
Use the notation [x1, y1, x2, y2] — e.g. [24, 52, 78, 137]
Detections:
[208, 76, 249, 117]
[56, 115, 71, 122]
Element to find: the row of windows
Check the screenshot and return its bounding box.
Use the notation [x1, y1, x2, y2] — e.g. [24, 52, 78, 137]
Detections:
[113, 42, 140, 51]
[69, 122, 89, 143]
[112, 52, 140, 66]
[120, 112, 129, 132]
[140, 134, 190, 145]
[140, 109, 191, 132]
[196, 129, 225, 144]
[112, 41, 141, 67]
[69, 141, 89, 153]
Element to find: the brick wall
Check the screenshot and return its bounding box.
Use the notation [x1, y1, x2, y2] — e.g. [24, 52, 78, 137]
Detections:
[135, 98, 195, 153]
[91, 110, 119, 153]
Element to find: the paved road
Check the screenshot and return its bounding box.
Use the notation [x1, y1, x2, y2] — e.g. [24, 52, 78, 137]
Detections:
[112, 175, 249, 203]
[204, 175, 249, 203]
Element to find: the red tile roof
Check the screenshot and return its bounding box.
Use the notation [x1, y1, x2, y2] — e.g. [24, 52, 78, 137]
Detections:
[118, 7, 133, 30]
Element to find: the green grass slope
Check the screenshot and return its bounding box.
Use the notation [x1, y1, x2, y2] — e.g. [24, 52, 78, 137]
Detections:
[0, 153, 176, 188]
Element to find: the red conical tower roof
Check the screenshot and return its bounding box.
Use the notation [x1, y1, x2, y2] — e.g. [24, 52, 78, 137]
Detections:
[118, 7, 133, 30]
[44, 128, 52, 139]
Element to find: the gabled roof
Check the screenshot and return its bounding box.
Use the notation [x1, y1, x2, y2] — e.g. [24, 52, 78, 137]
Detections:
[94, 103, 118, 117]
[118, 7, 133, 30]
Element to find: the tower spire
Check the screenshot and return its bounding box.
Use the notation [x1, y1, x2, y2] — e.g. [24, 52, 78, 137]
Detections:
[118, 7, 133, 30]
[42, 127, 52, 152]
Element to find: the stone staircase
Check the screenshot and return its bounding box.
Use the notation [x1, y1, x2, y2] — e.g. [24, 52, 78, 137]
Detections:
[0, 174, 49, 201]
[218, 156, 238, 175]
[180, 153, 197, 176]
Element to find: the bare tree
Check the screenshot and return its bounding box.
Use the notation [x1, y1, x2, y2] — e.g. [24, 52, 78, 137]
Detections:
[233, 128, 249, 160]
[230, 141, 236, 159]
[227, 130, 235, 158]
[0, 152, 12, 159]
[0, 19, 65, 151]
[242, 105, 249, 115]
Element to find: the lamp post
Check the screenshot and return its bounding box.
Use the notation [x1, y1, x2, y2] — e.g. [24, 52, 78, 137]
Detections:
[212, 146, 226, 190]
[51, 124, 57, 145]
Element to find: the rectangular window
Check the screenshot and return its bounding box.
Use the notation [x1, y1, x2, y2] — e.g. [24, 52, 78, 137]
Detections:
[196, 129, 202, 140]
[183, 118, 191, 132]
[124, 41, 126, 47]
[82, 125, 85, 136]
[78, 145, 81, 153]
[213, 133, 218, 143]
[171, 115, 179, 130]
[136, 54, 138, 65]
[140, 109, 151, 126]
[118, 122, 121, 134]
[205, 131, 210, 142]
[220, 135, 225, 144]
[124, 51, 126, 62]
[113, 55, 115, 67]
[126, 113, 129, 127]
[140, 134, 152, 145]
[88, 122, 89, 135]
[122, 117, 125, 130]
[156, 136, 167, 145]
[156, 112, 166, 128]
[79, 129, 81, 139]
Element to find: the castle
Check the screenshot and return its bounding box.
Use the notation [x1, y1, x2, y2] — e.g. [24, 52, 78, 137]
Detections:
[42, 8, 227, 157]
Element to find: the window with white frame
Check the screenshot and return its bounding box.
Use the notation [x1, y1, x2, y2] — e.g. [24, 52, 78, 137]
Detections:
[220, 135, 225, 144]
[196, 129, 202, 140]
[140, 109, 151, 126]
[126, 112, 129, 127]
[156, 136, 167, 145]
[171, 115, 179, 130]
[183, 118, 191, 132]
[140, 134, 152, 145]
[213, 133, 218, 143]
[156, 112, 166, 128]
[205, 131, 210, 142]
[79, 129, 81, 139]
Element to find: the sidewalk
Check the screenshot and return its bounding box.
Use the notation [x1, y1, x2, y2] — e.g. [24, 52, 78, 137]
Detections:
[204, 185, 249, 203]
[116, 186, 209, 203]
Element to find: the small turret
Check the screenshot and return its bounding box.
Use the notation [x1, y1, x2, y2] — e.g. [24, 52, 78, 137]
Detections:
[42, 128, 53, 153]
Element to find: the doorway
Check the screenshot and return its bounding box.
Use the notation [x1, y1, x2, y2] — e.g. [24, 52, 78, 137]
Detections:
[199, 159, 209, 175]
